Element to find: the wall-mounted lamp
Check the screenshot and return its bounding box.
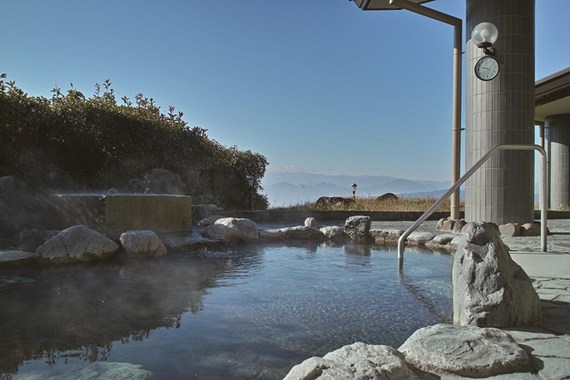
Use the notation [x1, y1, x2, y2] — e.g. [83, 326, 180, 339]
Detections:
[472, 22, 500, 81]
[471, 22, 498, 55]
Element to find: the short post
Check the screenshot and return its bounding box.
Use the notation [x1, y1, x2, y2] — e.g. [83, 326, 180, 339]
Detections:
[246, 175, 255, 211]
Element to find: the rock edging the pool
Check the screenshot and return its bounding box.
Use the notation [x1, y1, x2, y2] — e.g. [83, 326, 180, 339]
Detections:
[284, 222, 549, 379]
[284, 324, 533, 379]
[0, 213, 544, 267]
[201, 215, 465, 251]
[201, 214, 542, 251]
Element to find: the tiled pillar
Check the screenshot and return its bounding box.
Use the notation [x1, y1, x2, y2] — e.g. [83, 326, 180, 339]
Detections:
[465, 0, 535, 224]
[546, 114, 570, 209]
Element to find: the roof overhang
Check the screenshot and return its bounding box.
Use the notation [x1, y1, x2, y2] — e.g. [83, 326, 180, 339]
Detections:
[535, 67, 570, 123]
[351, 0, 434, 11]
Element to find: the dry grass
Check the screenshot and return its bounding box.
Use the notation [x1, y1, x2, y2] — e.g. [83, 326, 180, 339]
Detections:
[347, 197, 452, 212]
[273, 197, 465, 212]
[320, 197, 455, 212]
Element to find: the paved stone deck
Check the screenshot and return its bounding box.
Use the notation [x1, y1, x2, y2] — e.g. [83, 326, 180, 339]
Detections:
[433, 275, 570, 379]
[395, 219, 570, 379]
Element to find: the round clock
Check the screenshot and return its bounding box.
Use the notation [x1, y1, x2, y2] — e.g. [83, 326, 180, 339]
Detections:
[474, 55, 500, 81]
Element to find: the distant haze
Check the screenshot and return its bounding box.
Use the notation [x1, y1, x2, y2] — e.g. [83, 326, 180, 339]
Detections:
[262, 172, 450, 208]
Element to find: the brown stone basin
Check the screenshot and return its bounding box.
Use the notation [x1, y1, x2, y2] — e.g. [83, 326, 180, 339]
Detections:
[51, 194, 192, 237]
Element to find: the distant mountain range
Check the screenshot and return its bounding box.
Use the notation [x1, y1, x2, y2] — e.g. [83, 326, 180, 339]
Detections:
[261, 172, 451, 207]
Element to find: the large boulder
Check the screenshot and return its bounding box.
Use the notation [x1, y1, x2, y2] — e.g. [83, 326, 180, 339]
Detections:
[201, 224, 232, 243]
[344, 216, 371, 243]
[142, 168, 185, 195]
[37, 225, 119, 263]
[214, 217, 258, 243]
[399, 324, 532, 377]
[453, 222, 541, 327]
[284, 342, 417, 380]
[315, 196, 355, 209]
[120, 230, 167, 258]
[376, 192, 399, 202]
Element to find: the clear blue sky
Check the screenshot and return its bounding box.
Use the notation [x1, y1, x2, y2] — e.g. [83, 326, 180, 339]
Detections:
[3, 0, 569, 181]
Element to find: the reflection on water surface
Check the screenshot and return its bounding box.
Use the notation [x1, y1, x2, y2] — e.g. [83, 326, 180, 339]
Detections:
[0, 243, 452, 379]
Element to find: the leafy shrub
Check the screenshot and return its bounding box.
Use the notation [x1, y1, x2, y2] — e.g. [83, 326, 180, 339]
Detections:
[0, 74, 268, 209]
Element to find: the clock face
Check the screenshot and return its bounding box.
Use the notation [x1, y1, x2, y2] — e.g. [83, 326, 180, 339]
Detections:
[474, 56, 500, 81]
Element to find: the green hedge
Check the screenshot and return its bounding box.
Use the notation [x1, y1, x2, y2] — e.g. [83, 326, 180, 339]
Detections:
[0, 75, 268, 209]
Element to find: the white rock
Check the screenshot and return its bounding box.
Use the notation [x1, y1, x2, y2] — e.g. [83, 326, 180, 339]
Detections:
[383, 229, 404, 238]
[449, 235, 463, 248]
[452, 219, 467, 233]
[436, 218, 455, 232]
[214, 217, 258, 243]
[37, 225, 118, 263]
[285, 342, 417, 380]
[344, 216, 371, 243]
[520, 222, 541, 236]
[368, 229, 384, 238]
[201, 224, 231, 243]
[258, 228, 286, 241]
[319, 226, 346, 242]
[453, 222, 541, 327]
[399, 324, 532, 377]
[304, 217, 321, 229]
[120, 230, 167, 257]
[280, 226, 325, 240]
[431, 233, 457, 245]
[499, 222, 521, 237]
[407, 231, 435, 245]
[284, 357, 344, 380]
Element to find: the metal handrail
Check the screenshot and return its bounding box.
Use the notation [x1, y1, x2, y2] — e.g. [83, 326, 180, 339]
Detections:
[397, 144, 548, 264]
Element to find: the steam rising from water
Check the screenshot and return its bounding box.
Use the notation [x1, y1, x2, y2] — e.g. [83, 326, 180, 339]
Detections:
[0, 244, 452, 379]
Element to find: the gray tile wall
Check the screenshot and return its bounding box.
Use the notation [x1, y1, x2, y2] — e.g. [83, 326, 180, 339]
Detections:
[465, 0, 535, 224]
[546, 114, 570, 209]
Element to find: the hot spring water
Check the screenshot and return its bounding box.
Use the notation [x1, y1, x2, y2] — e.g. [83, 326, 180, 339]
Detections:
[0, 243, 452, 379]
